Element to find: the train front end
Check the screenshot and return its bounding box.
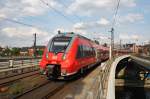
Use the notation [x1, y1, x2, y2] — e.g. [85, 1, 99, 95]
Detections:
[40, 32, 76, 79]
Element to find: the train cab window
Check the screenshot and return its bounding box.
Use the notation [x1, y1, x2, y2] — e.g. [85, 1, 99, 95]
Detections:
[49, 37, 72, 53]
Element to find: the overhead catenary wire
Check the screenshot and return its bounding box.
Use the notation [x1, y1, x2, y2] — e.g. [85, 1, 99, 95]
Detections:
[0, 17, 46, 30]
[0, 17, 34, 27]
[40, 0, 75, 24]
[56, 0, 82, 22]
[112, 0, 121, 27]
[0, 3, 48, 30]
[109, 0, 121, 59]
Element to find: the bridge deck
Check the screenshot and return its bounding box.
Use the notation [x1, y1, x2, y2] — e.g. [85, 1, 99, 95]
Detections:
[116, 79, 150, 88]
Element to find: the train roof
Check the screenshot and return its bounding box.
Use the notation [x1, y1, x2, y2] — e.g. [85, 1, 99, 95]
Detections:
[54, 31, 93, 42]
[53, 31, 109, 50]
[93, 44, 109, 51]
[54, 32, 75, 38]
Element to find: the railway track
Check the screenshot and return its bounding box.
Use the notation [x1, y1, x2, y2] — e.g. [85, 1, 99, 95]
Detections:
[0, 68, 68, 99]
[49, 63, 103, 99]
[13, 70, 87, 99]
[16, 63, 102, 99]
[0, 70, 39, 86]
[2, 62, 101, 99]
[15, 80, 68, 99]
[135, 55, 150, 61]
[0, 70, 47, 99]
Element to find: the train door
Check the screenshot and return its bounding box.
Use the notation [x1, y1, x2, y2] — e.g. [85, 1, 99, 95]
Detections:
[95, 48, 99, 62]
[76, 45, 85, 70]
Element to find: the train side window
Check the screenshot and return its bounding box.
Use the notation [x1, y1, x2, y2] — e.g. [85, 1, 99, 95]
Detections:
[76, 45, 96, 58]
[83, 46, 91, 57]
[80, 45, 84, 57]
[88, 46, 90, 57]
[92, 47, 96, 56]
[85, 46, 89, 57]
[84, 46, 87, 57]
[90, 47, 93, 56]
[87, 47, 89, 56]
[87, 46, 90, 57]
[82, 45, 85, 57]
[76, 45, 83, 59]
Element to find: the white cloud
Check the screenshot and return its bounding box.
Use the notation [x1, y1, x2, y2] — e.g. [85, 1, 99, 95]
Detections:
[93, 34, 110, 40]
[53, 27, 88, 36]
[0, 0, 59, 20]
[131, 34, 140, 40]
[20, 0, 46, 16]
[0, 13, 6, 18]
[119, 33, 141, 41]
[74, 18, 110, 29]
[0, 42, 6, 47]
[54, 27, 70, 33]
[73, 22, 89, 29]
[97, 18, 110, 26]
[119, 13, 144, 23]
[67, 0, 136, 16]
[2, 27, 48, 38]
[75, 29, 88, 35]
[144, 40, 150, 44]
[121, 0, 136, 7]
[0, 13, 7, 21]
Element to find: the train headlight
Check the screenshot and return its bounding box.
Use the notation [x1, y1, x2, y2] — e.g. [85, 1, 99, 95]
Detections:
[46, 53, 49, 59]
[62, 69, 67, 75]
[62, 54, 66, 60]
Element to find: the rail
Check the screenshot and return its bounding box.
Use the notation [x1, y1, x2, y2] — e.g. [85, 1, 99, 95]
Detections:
[0, 59, 41, 69]
[131, 56, 150, 71]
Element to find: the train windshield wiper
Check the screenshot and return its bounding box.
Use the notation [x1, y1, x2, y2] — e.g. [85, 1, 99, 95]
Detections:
[55, 47, 67, 53]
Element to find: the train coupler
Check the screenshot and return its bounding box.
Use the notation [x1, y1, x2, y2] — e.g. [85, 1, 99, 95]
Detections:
[47, 65, 61, 79]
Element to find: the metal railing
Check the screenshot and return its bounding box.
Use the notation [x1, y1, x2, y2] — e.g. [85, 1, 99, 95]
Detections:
[0, 59, 41, 69]
[84, 60, 113, 99]
[96, 60, 113, 99]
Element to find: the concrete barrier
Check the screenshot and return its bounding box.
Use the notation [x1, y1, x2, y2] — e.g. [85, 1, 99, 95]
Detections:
[106, 55, 130, 99]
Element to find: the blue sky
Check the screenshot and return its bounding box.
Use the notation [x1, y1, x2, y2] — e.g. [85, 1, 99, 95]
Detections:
[0, 0, 149, 47]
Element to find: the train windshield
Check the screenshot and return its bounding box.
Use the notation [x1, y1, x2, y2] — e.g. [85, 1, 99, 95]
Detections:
[49, 37, 72, 53]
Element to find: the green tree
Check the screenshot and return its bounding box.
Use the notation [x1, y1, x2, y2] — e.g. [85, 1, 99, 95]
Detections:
[11, 47, 20, 56]
[3, 47, 11, 56]
[0, 46, 2, 56]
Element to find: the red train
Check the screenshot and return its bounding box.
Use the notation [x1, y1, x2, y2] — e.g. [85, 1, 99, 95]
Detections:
[40, 31, 109, 79]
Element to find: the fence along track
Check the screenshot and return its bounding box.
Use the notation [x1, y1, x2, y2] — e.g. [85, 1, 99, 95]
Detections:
[0, 59, 40, 69]
[0, 59, 40, 84]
